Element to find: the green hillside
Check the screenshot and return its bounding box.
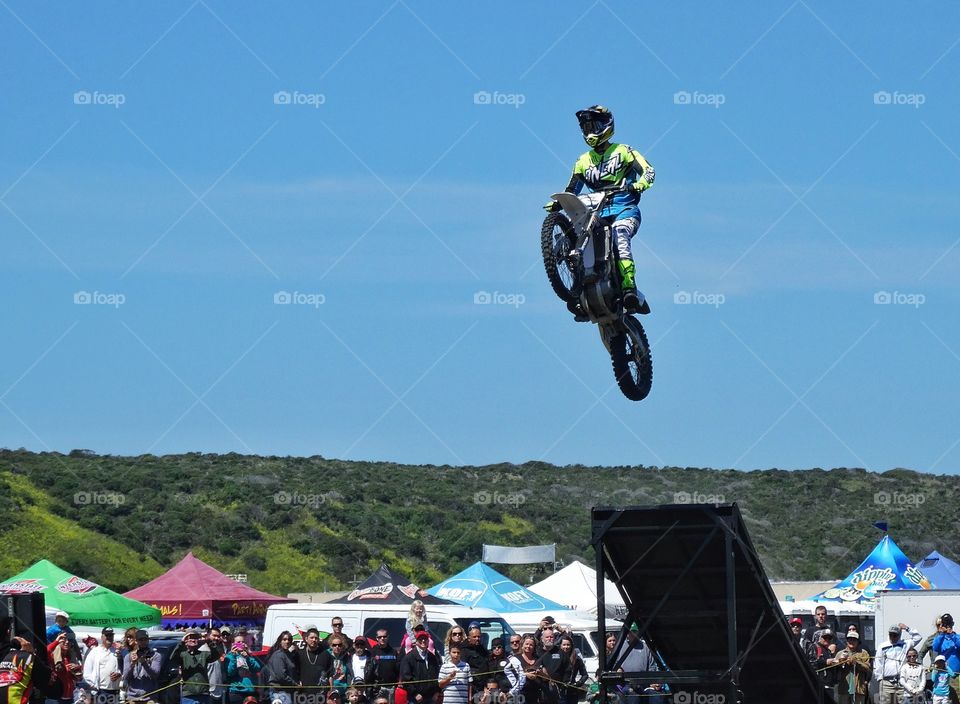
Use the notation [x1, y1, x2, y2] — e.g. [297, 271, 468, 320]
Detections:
[1, 449, 957, 595]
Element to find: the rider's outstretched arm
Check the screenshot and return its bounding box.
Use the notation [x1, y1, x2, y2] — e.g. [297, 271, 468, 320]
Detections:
[628, 149, 655, 192]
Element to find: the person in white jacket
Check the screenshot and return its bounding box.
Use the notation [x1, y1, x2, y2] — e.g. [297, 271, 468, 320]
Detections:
[82, 628, 121, 699]
[874, 623, 922, 704]
[899, 648, 926, 704]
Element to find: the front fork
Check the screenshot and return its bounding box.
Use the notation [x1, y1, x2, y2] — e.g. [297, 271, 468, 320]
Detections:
[598, 320, 623, 354]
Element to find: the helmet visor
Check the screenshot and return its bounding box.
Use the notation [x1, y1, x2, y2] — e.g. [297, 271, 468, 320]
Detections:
[577, 113, 611, 137]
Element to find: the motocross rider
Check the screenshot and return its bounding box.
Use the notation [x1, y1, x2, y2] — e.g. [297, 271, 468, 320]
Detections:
[545, 105, 655, 316]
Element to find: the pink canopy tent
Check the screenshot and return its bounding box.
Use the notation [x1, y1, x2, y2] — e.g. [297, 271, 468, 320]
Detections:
[124, 552, 293, 624]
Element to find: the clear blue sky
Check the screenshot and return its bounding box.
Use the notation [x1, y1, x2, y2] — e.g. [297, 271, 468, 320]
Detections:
[2, 1, 959, 473]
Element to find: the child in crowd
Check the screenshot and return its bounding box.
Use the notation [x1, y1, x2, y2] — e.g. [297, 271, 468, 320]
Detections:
[931, 654, 958, 704]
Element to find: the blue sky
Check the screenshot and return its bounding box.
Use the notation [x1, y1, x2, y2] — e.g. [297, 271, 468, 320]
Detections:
[2, 1, 959, 473]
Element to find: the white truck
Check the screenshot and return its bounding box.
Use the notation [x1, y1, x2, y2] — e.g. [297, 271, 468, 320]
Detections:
[874, 589, 960, 663]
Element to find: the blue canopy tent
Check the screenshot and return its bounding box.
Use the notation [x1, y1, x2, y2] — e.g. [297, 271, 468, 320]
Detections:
[919, 551, 960, 589]
[427, 562, 570, 613]
[813, 535, 933, 604]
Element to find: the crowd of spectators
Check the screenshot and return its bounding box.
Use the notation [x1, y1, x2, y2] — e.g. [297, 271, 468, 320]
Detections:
[790, 604, 960, 704]
[1, 607, 604, 704]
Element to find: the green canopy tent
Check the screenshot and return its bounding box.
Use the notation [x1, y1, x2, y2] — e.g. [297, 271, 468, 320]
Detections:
[0, 559, 161, 629]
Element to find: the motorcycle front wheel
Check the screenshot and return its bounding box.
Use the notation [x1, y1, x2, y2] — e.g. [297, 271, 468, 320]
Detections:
[540, 212, 578, 303]
[609, 315, 653, 401]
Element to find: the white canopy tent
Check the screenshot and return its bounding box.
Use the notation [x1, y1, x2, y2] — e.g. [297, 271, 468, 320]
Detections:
[527, 561, 627, 618]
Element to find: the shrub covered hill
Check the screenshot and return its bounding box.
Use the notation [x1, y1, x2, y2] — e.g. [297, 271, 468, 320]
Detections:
[1, 448, 958, 595]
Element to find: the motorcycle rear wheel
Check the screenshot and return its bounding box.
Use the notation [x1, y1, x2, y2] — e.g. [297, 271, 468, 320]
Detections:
[609, 316, 653, 401]
[540, 212, 578, 303]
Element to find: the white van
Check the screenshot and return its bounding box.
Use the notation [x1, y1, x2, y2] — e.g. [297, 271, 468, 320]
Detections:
[263, 602, 515, 653]
[501, 611, 603, 678]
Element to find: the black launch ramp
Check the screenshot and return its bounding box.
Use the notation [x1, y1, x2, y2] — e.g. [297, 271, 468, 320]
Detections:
[592, 503, 833, 704]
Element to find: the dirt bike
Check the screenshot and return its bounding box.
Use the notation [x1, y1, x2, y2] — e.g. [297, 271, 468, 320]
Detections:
[541, 183, 653, 401]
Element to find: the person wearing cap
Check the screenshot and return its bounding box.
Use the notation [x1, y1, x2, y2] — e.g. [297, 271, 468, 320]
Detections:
[933, 613, 960, 701]
[811, 629, 838, 698]
[611, 625, 663, 704]
[874, 622, 921, 704]
[788, 617, 804, 647]
[83, 628, 121, 699]
[122, 630, 162, 704]
[931, 653, 959, 704]
[46, 611, 73, 644]
[351, 635, 375, 688]
[899, 648, 926, 704]
[171, 630, 221, 704]
[827, 630, 872, 704]
[399, 632, 440, 704]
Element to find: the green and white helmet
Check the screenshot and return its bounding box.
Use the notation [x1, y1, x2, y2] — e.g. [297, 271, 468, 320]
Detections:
[576, 105, 614, 147]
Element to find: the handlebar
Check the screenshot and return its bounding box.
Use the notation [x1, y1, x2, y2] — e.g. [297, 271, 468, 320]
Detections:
[598, 179, 630, 193]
